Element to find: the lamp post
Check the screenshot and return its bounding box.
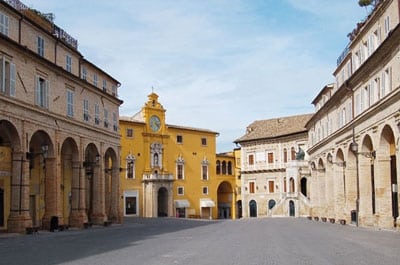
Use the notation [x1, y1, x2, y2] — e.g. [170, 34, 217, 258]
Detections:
[350, 140, 360, 227]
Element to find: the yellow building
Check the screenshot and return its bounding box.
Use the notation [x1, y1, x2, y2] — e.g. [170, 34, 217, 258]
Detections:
[120, 93, 238, 219]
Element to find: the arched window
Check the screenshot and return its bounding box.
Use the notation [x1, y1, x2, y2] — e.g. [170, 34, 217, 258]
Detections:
[283, 148, 288, 163]
[222, 161, 227, 174]
[216, 160, 221, 174]
[289, 177, 295, 193]
[291, 147, 296, 160]
[227, 161, 232, 175]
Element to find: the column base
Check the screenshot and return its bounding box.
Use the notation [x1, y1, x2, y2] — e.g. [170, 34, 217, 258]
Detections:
[69, 211, 88, 228]
[90, 213, 106, 225]
[7, 214, 32, 233]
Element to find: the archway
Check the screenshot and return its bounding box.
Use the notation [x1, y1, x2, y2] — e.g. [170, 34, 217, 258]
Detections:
[104, 147, 118, 220]
[301, 177, 307, 197]
[360, 135, 375, 217]
[289, 200, 295, 217]
[84, 143, 100, 223]
[236, 200, 242, 218]
[217, 181, 233, 219]
[335, 148, 346, 220]
[29, 130, 54, 228]
[249, 200, 257, 217]
[379, 125, 398, 223]
[60, 138, 79, 226]
[158, 187, 168, 217]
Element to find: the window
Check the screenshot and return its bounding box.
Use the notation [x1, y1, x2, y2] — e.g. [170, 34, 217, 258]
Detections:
[93, 73, 98, 87]
[126, 128, 133, 137]
[113, 112, 118, 132]
[249, 182, 255, 194]
[202, 186, 208, 195]
[291, 147, 296, 161]
[177, 135, 183, 144]
[384, 16, 390, 36]
[102, 80, 107, 92]
[0, 57, 15, 97]
[177, 186, 184, 195]
[382, 67, 391, 97]
[35, 76, 49, 108]
[227, 161, 232, 175]
[222, 161, 227, 174]
[269, 180, 275, 193]
[248, 154, 254, 165]
[0, 12, 9, 36]
[112, 85, 117, 96]
[94, 104, 100, 125]
[81, 66, 87, 80]
[176, 156, 185, 180]
[201, 159, 209, 180]
[283, 148, 288, 163]
[66, 55, 72, 72]
[83, 99, 89, 121]
[216, 160, 221, 174]
[267, 152, 274, 164]
[201, 137, 207, 146]
[37, 36, 44, 57]
[126, 157, 135, 179]
[67, 90, 74, 117]
[104, 109, 109, 128]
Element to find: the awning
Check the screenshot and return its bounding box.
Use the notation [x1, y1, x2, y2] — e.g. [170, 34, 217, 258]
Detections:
[200, 199, 215, 208]
[174, 199, 190, 208]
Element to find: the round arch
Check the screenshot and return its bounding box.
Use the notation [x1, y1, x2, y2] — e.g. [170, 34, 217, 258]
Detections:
[104, 147, 118, 219]
[249, 200, 257, 217]
[217, 181, 233, 219]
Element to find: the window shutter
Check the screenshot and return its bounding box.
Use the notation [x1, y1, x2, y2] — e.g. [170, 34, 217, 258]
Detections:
[45, 80, 49, 108]
[0, 57, 4, 93]
[35, 75, 39, 106]
[10, 63, 15, 97]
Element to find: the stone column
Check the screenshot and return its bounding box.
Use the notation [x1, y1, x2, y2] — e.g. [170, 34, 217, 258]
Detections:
[375, 155, 393, 228]
[90, 163, 106, 224]
[42, 157, 59, 230]
[109, 167, 120, 223]
[359, 157, 373, 226]
[69, 161, 86, 227]
[7, 152, 32, 233]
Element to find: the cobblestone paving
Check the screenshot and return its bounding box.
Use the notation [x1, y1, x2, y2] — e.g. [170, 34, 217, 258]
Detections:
[1, 217, 399, 265]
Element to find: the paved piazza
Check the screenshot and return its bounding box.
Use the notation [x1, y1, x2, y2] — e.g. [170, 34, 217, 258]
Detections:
[1, 218, 399, 265]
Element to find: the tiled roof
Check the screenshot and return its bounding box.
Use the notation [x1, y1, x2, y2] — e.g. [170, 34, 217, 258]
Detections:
[234, 113, 313, 143]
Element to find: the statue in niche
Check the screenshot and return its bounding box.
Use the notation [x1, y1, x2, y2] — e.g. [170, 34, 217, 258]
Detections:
[295, 147, 305, 160]
[153, 153, 159, 167]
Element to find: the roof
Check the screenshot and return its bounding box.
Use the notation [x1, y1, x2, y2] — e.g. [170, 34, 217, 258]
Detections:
[234, 113, 313, 143]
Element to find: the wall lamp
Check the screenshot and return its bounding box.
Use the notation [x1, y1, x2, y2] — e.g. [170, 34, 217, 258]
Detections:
[350, 141, 376, 159]
[26, 144, 49, 169]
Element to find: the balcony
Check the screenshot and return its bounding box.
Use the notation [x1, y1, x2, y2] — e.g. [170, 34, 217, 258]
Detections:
[143, 173, 174, 182]
[243, 162, 286, 172]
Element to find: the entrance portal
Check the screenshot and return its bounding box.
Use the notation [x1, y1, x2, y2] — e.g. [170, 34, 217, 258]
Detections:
[249, 200, 257, 217]
[158, 187, 168, 217]
[289, 200, 295, 217]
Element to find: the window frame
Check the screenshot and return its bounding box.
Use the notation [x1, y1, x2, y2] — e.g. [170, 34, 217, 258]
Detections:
[0, 57, 15, 97]
[67, 89, 74, 117]
[37, 35, 45, 57]
[177, 186, 184, 196]
[66, 54, 72, 72]
[0, 12, 9, 36]
[35, 75, 49, 109]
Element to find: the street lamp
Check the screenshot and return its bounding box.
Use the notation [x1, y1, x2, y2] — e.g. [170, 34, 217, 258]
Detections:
[350, 138, 360, 227]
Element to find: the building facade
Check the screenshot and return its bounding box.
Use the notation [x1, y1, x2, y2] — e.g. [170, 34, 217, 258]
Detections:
[119, 93, 238, 219]
[306, 0, 400, 229]
[235, 114, 312, 218]
[0, 0, 122, 233]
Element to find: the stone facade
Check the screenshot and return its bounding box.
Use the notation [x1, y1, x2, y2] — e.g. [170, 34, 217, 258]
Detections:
[0, 0, 122, 233]
[235, 114, 313, 218]
[307, 0, 400, 229]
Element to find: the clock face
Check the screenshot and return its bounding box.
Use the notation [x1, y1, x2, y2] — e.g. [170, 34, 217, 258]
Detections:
[149, 115, 161, 132]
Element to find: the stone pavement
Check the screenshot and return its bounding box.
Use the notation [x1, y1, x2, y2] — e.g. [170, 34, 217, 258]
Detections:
[0, 217, 399, 265]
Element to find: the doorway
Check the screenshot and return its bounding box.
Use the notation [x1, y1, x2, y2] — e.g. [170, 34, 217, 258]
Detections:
[289, 200, 295, 217]
[158, 187, 168, 217]
[249, 200, 257, 217]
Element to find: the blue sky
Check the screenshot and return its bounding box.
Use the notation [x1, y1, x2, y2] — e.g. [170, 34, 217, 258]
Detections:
[26, 0, 367, 152]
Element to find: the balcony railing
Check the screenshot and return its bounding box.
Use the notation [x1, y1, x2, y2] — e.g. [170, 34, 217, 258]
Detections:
[336, 45, 349, 66]
[143, 173, 174, 181]
[3, 0, 78, 49]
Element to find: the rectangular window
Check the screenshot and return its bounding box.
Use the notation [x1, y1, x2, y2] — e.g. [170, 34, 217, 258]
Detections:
[67, 90, 74, 117]
[0, 12, 9, 36]
[249, 182, 255, 194]
[66, 55, 72, 72]
[177, 164, 184, 180]
[127, 160, 134, 179]
[283, 149, 288, 163]
[202, 186, 208, 195]
[177, 135, 183, 144]
[93, 73, 98, 87]
[201, 137, 207, 146]
[104, 109, 109, 128]
[269, 180, 275, 193]
[102, 79, 107, 92]
[35, 76, 49, 108]
[177, 186, 184, 195]
[113, 112, 118, 132]
[248, 154, 254, 165]
[267, 152, 274, 164]
[126, 128, 133, 137]
[94, 104, 100, 125]
[83, 99, 89, 121]
[112, 85, 117, 97]
[0, 58, 16, 97]
[81, 66, 87, 80]
[384, 16, 390, 36]
[37, 36, 44, 57]
[202, 165, 208, 180]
